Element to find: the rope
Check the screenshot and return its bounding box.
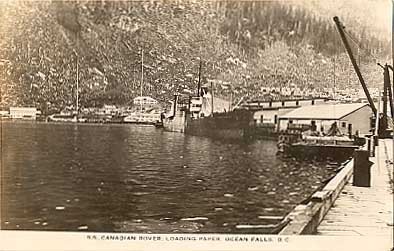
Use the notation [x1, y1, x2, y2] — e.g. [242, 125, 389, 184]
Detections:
[342, 29, 380, 62]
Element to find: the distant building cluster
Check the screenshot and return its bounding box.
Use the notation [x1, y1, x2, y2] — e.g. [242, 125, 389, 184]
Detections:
[242, 84, 379, 104]
[0, 96, 161, 122]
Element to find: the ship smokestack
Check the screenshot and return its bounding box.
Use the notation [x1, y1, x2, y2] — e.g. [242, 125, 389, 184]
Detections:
[197, 60, 202, 96]
[173, 94, 178, 117]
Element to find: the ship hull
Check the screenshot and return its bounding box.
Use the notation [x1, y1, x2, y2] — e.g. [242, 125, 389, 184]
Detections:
[184, 110, 255, 140]
[162, 111, 186, 133]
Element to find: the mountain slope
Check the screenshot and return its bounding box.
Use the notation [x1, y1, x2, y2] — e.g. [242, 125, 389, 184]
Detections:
[0, 1, 389, 113]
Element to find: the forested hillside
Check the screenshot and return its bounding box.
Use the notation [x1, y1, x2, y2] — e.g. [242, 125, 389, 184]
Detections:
[0, 0, 390, 114]
[219, 1, 389, 56]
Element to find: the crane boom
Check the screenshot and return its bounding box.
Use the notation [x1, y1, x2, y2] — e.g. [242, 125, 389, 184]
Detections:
[333, 16, 377, 115]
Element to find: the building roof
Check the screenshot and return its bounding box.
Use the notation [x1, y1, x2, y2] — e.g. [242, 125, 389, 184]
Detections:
[279, 103, 370, 120]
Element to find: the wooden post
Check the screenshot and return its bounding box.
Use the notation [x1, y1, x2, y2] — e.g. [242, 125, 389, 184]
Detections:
[374, 89, 381, 147]
[392, 0, 394, 167]
[353, 150, 373, 187]
[386, 65, 394, 118]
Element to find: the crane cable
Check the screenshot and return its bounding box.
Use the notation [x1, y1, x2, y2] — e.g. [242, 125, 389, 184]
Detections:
[342, 28, 380, 63]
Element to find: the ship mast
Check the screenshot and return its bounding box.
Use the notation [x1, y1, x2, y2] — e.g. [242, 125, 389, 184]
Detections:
[74, 49, 79, 116]
[140, 49, 144, 112]
[211, 81, 214, 117]
[76, 55, 79, 114]
[75, 32, 80, 116]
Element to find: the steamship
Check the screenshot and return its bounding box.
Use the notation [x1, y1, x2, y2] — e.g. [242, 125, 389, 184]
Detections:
[162, 86, 255, 140]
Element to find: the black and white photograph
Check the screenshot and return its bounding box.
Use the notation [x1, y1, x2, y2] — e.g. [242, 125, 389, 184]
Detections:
[0, 0, 393, 250]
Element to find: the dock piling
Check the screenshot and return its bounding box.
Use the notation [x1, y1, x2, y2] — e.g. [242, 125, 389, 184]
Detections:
[353, 149, 373, 187]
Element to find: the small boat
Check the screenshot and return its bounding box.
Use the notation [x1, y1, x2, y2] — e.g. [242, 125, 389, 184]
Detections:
[48, 112, 78, 122]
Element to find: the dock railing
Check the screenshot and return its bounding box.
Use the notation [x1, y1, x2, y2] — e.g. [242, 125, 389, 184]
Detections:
[278, 158, 354, 235]
[278, 137, 372, 235]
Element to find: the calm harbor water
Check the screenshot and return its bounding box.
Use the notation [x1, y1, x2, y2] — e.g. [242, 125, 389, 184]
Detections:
[1, 121, 339, 233]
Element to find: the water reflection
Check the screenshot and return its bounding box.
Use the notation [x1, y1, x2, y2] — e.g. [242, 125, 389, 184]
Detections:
[1, 121, 337, 233]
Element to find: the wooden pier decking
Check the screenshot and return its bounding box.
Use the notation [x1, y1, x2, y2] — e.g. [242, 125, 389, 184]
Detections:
[317, 139, 393, 238]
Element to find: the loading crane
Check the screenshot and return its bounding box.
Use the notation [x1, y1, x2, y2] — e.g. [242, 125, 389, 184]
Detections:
[333, 16, 377, 114]
[333, 16, 393, 138]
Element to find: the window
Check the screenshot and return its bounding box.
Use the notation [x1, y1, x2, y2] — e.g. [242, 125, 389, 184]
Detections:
[282, 101, 285, 106]
[341, 122, 346, 128]
[296, 101, 299, 106]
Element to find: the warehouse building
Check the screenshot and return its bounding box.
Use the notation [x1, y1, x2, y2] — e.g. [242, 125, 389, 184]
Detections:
[278, 103, 373, 135]
[251, 98, 328, 125]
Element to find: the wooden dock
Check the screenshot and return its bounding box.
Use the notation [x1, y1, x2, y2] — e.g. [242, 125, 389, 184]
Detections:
[317, 139, 393, 238]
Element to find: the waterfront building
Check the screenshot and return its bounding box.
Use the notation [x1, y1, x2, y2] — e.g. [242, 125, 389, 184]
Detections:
[236, 98, 328, 136]
[9, 107, 39, 120]
[243, 98, 326, 127]
[277, 103, 373, 135]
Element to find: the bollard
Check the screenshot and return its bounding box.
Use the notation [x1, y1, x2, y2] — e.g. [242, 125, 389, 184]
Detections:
[371, 136, 376, 157]
[353, 149, 373, 187]
[373, 135, 379, 146]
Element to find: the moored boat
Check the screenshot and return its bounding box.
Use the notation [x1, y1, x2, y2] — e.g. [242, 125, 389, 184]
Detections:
[185, 109, 255, 140]
[162, 95, 188, 132]
[162, 88, 255, 140]
[278, 122, 363, 161]
[48, 112, 78, 123]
